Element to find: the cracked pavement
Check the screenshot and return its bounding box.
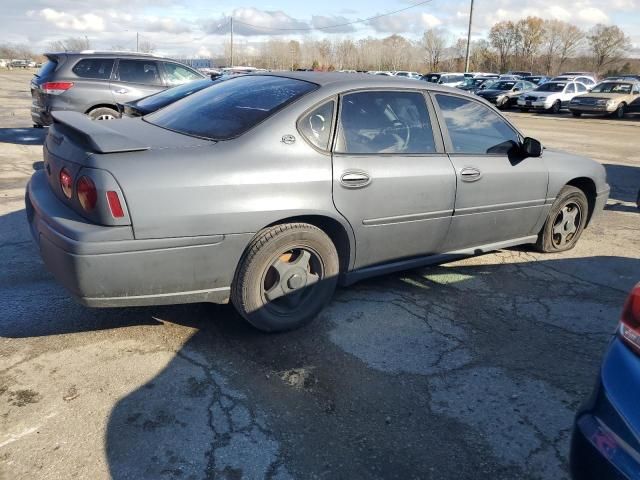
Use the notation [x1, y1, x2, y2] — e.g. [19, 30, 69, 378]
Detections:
[1, 70, 639, 479]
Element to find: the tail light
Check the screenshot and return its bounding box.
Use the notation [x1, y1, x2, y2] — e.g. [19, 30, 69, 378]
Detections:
[59, 168, 73, 198]
[619, 283, 640, 355]
[77, 176, 97, 212]
[42, 82, 74, 95]
[106, 191, 125, 218]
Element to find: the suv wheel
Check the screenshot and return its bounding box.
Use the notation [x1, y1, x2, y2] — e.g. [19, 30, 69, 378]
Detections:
[232, 223, 339, 332]
[536, 186, 588, 253]
[88, 107, 120, 121]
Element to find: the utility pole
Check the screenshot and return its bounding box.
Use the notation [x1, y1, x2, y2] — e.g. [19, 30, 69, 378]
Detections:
[230, 17, 234, 67]
[136, 32, 139, 52]
[464, 0, 474, 72]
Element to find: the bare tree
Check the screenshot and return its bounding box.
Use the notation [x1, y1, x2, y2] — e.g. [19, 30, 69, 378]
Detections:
[48, 37, 91, 52]
[421, 29, 446, 72]
[587, 24, 631, 74]
[516, 17, 545, 70]
[556, 24, 584, 73]
[489, 21, 518, 72]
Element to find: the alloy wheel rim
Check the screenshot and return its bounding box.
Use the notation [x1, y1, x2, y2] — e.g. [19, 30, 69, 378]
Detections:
[261, 247, 323, 314]
[551, 201, 582, 247]
[95, 114, 115, 120]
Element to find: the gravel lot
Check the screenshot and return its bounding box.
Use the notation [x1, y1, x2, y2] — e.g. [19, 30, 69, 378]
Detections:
[1, 70, 639, 480]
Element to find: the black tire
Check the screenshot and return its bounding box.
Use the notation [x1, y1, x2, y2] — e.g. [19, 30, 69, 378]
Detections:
[571, 111, 582, 117]
[550, 100, 561, 114]
[613, 103, 626, 119]
[88, 107, 120, 121]
[231, 223, 339, 332]
[519, 108, 530, 113]
[536, 186, 589, 253]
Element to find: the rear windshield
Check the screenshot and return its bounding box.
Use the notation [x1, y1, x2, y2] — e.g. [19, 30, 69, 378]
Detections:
[492, 81, 516, 90]
[591, 82, 632, 94]
[136, 78, 214, 110]
[36, 60, 58, 79]
[146, 75, 318, 140]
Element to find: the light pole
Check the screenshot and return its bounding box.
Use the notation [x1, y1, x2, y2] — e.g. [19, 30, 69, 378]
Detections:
[464, 0, 475, 72]
[230, 17, 234, 67]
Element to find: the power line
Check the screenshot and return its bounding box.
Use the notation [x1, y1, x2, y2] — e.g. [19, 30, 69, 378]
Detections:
[232, 0, 436, 32]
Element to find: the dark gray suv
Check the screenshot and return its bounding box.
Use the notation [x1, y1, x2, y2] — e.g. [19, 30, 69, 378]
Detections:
[30, 51, 204, 127]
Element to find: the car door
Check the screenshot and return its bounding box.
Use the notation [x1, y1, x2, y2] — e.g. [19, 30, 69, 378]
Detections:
[110, 59, 166, 104]
[563, 83, 576, 107]
[331, 90, 457, 269]
[432, 92, 549, 251]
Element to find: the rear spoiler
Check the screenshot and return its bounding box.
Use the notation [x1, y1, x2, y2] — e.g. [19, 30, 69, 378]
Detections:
[51, 111, 149, 154]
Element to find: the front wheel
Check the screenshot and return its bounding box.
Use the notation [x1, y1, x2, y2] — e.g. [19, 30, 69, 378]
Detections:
[231, 223, 339, 332]
[613, 103, 626, 119]
[519, 108, 529, 113]
[536, 186, 588, 253]
[550, 100, 561, 114]
[571, 111, 582, 117]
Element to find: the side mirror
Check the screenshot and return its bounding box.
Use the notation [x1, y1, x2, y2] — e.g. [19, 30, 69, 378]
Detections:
[513, 87, 521, 92]
[522, 137, 542, 157]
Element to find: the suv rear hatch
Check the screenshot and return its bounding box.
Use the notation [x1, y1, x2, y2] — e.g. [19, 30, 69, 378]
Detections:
[31, 54, 65, 124]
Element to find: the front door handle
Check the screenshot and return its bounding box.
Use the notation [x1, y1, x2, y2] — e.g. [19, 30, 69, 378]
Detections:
[113, 88, 129, 94]
[460, 167, 482, 182]
[340, 171, 371, 188]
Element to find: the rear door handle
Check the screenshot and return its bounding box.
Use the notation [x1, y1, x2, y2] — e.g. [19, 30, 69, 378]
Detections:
[113, 88, 129, 94]
[340, 171, 371, 188]
[460, 167, 482, 182]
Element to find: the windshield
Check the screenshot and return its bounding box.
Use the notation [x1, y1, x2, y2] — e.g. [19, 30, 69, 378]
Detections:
[136, 78, 213, 110]
[462, 78, 487, 88]
[590, 82, 632, 94]
[491, 81, 515, 90]
[146, 75, 318, 140]
[536, 82, 565, 92]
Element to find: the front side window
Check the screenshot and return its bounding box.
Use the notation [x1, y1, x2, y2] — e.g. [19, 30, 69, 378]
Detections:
[298, 101, 335, 151]
[164, 62, 203, 86]
[336, 91, 436, 154]
[146, 75, 318, 140]
[435, 94, 519, 155]
[72, 58, 114, 79]
[117, 59, 161, 85]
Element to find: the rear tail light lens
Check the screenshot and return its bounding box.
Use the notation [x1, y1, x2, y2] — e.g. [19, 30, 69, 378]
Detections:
[59, 168, 73, 198]
[619, 283, 640, 354]
[42, 82, 74, 95]
[106, 191, 125, 218]
[77, 176, 97, 212]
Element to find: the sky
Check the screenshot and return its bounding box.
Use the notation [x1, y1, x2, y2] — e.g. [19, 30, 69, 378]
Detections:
[2, 0, 639, 58]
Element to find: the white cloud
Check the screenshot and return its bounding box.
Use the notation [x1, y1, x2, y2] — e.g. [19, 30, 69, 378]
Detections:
[38, 8, 105, 32]
[145, 17, 191, 34]
[311, 15, 355, 33]
[577, 7, 609, 24]
[368, 12, 442, 33]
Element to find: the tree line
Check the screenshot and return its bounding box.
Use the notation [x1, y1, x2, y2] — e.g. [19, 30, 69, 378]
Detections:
[1, 17, 634, 76]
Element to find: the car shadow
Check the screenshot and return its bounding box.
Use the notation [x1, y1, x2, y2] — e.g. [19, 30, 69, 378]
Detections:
[603, 163, 640, 213]
[0, 127, 46, 145]
[2, 199, 639, 479]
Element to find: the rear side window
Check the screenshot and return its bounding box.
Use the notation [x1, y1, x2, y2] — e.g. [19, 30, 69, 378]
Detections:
[298, 101, 335, 151]
[117, 60, 161, 85]
[146, 75, 318, 140]
[336, 91, 436, 154]
[163, 62, 203, 86]
[566, 84, 575, 93]
[435, 94, 519, 155]
[36, 60, 58, 79]
[576, 83, 587, 92]
[72, 58, 114, 79]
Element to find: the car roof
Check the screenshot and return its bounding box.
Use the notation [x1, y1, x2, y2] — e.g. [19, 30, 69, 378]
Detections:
[44, 51, 174, 60]
[243, 71, 474, 95]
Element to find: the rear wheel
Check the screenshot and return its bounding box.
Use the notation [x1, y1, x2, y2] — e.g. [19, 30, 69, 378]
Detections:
[519, 108, 530, 113]
[536, 186, 588, 253]
[88, 107, 120, 121]
[571, 111, 582, 117]
[231, 223, 339, 332]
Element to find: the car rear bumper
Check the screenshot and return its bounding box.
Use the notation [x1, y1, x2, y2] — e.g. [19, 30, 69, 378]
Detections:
[570, 339, 640, 480]
[517, 100, 552, 110]
[26, 170, 251, 307]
